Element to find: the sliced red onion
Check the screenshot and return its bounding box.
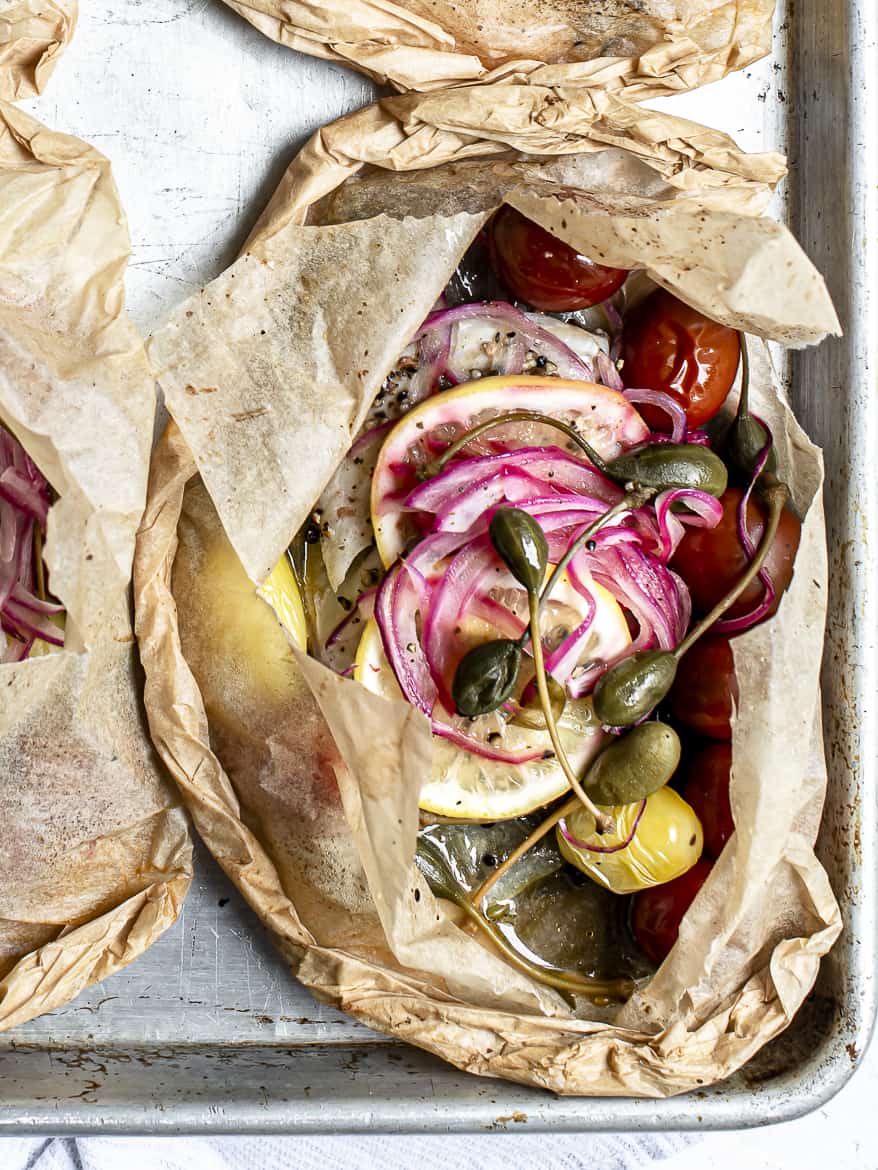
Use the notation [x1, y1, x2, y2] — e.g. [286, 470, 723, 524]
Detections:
[406, 446, 619, 516]
[594, 351, 624, 392]
[374, 560, 436, 719]
[325, 587, 376, 649]
[623, 389, 687, 442]
[469, 593, 527, 640]
[374, 550, 544, 764]
[544, 586, 597, 682]
[653, 489, 724, 559]
[559, 799, 647, 853]
[349, 420, 392, 460]
[601, 300, 623, 336]
[431, 715, 545, 765]
[422, 537, 498, 710]
[418, 302, 595, 382]
[0, 468, 49, 527]
[408, 323, 452, 405]
[0, 429, 61, 663]
[431, 469, 553, 534]
[715, 425, 778, 634]
[8, 581, 64, 616]
[2, 603, 64, 646]
[564, 543, 691, 698]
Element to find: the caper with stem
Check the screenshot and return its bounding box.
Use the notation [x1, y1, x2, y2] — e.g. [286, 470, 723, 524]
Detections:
[592, 479, 791, 726]
[722, 333, 778, 483]
[488, 506, 612, 832]
[422, 409, 728, 497]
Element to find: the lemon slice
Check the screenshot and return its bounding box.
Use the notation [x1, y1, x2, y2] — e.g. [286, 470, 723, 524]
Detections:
[371, 374, 648, 566]
[259, 554, 307, 651]
[354, 578, 631, 820]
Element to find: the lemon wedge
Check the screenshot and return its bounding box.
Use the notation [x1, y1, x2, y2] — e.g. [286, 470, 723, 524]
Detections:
[259, 553, 307, 651]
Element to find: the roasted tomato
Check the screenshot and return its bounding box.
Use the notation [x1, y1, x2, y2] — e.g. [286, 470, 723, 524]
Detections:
[681, 742, 734, 859]
[622, 289, 740, 430]
[489, 206, 628, 312]
[668, 636, 738, 741]
[631, 858, 713, 964]
[670, 487, 801, 623]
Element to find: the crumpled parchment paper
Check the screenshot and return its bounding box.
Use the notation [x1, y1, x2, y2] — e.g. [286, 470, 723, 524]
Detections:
[0, 101, 191, 1030]
[0, 0, 76, 100]
[221, 0, 775, 96]
[135, 90, 841, 1095]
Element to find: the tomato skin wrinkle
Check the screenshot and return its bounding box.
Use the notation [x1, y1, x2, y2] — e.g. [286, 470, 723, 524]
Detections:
[489, 207, 627, 312]
[622, 290, 740, 430]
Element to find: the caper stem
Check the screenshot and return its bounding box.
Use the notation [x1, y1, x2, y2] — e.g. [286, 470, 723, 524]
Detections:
[673, 480, 789, 660]
[736, 332, 750, 419]
[537, 486, 656, 618]
[528, 590, 613, 833]
[33, 523, 46, 603]
[453, 892, 632, 1000]
[469, 794, 580, 910]
[428, 410, 610, 477]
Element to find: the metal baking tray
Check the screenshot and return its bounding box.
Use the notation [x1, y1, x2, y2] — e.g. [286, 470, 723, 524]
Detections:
[2, 0, 875, 1134]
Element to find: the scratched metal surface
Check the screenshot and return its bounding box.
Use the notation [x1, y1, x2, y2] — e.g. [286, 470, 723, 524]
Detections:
[2, 0, 875, 1134]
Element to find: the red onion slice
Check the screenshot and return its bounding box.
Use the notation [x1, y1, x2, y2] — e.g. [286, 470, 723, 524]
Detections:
[623, 388, 687, 442]
[715, 425, 779, 634]
[0, 468, 49, 527]
[2, 603, 64, 646]
[418, 301, 595, 382]
[594, 351, 624, 392]
[408, 323, 452, 404]
[374, 558, 545, 764]
[654, 488, 724, 559]
[559, 799, 647, 853]
[406, 446, 619, 515]
[0, 430, 61, 662]
[422, 537, 498, 710]
[544, 586, 597, 682]
[325, 587, 377, 650]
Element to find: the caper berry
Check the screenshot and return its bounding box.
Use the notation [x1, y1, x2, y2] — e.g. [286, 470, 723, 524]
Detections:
[452, 638, 522, 717]
[605, 443, 728, 498]
[592, 650, 678, 727]
[584, 721, 681, 805]
[489, 507, 548, 594]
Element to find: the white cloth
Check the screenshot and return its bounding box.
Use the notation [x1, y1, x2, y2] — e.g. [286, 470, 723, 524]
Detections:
[0, 1134, 690, 1170]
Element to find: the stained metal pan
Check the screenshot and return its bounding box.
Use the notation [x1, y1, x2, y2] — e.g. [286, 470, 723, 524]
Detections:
[1, 0, 874, 1133]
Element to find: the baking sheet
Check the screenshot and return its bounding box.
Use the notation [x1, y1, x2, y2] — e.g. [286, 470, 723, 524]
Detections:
[1, 0, 874, 1133]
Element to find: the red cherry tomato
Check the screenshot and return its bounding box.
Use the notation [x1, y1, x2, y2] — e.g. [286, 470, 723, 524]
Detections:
[490, 207, 628, 312]
[670, 487, 801, 623]
[681, 743, 734, 860]
[622, 290, 740, 430]
[668, 636, 738, 741]
[631, 859, 713, 965]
